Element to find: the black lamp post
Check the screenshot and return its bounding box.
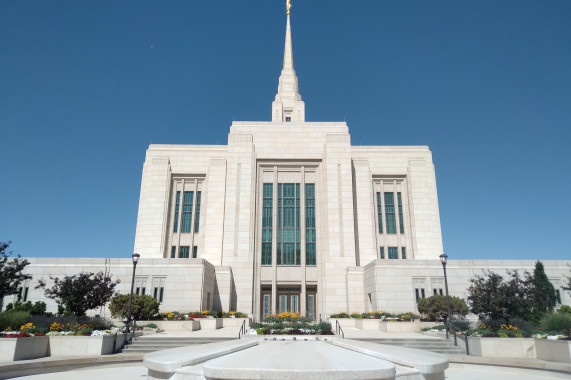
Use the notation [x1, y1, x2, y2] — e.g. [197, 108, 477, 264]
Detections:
[125, 253, 140, 334]
[439, 253, 456, 344]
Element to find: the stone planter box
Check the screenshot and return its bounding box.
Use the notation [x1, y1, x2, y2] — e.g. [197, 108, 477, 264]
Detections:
[48, 335, 116, 356]
[154, 320, 200, 332]
[329, 318, 356, 329]
[199, 318, 223, 330]
[535, 339, 571, 363]
[221, 317, 249, 328]
[467, 337, 536, 358]
[114, 333, 127, 352]
[0, 336, 49, 361]
[355, 319, 381, 330]
[380, 320, 423, 333]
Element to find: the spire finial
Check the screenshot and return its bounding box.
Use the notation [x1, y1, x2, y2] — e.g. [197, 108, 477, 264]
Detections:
[272, 0, 305, 122]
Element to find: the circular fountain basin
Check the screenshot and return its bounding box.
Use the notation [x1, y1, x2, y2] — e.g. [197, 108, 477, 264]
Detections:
[202, 340, 395, 380]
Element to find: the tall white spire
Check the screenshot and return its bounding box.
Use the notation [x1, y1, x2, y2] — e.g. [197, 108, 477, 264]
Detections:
[272, 1, 305, 123]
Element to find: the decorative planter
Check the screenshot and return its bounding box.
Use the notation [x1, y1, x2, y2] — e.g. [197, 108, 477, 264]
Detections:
[380, 320, 423, 333]
[114, 333, 127, 352]
[153, 320, 200, 332]
[467, 337, 536, 358]
[535, 339, 571, 363]
[222, 317, 249, 328]
[0, 336, 49, 361]
[48, 335, 116, 356]
[199, 318, 223, 330]
[329, 318, 356, 329]
[355, 319, 381, 330]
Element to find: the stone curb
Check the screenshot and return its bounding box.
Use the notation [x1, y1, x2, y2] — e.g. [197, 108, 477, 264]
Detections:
[0, 353, 144, 379]
[448, 354, 571, 374]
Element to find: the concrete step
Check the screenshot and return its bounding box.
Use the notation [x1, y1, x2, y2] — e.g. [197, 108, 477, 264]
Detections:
[121, 336, 237, 354]
[352, 338, 465, 355]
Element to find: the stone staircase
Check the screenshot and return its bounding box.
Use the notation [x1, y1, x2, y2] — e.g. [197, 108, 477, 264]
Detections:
[352, 337, 465, 355]
[121, 336, 237, 354]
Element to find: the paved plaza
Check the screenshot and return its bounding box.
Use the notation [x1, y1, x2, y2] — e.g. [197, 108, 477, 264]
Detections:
[13, 362, 571, 380]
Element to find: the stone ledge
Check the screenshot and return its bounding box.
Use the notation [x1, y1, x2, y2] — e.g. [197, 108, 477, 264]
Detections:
[333, 338, 449, 375]
[0, 354, 143, 379]
[143, 339, 258, 374]
[448, 355, 571, 374]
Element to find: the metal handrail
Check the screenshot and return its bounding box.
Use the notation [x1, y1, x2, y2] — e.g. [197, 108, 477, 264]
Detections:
[335, 320, 344, 338]
[446, 319, 469, 355]
[238, 319, 247, 338]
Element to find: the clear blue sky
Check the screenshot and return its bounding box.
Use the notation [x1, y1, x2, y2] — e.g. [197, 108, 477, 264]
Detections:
[1, 1, 570, 261]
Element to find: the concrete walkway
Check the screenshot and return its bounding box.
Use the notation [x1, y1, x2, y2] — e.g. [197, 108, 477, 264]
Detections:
[12, 362, 571, 380]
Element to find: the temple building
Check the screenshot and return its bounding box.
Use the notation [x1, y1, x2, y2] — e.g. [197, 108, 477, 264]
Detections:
[4, 5, 570, 319]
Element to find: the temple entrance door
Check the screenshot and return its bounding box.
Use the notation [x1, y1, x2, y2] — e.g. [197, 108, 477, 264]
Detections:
[307, 288, 316, 320]
[277, 288, 300, 314]
[261, 288, 272, 318]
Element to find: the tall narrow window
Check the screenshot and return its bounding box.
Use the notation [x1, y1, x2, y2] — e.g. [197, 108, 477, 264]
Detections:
[192, 246, 197, 258]
[305, 183, 316, 265]
[380, 247, 385, 259]
[181, 191, 193, 233]
[194, 191, 201, 232]
[152, 277, 165, 303]
[174, 191, 181, 232]
[262, 183, 273, 265]
[171, 246, 176, 258]
[277, 184, 300, 265]
[401, 247, 406, 259]
[388, 247, 398, 259]
[385, 193, 396, 234]
[179, 246, 190, 258]
[397, 192, 404, 234]
[376, 192, 383, 233]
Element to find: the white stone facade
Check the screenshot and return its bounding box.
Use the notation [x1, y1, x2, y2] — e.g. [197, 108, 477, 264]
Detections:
[4, 8, 570, 319]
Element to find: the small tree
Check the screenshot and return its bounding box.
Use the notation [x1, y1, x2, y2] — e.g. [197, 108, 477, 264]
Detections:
[526, 261, 557, 323]
[417, 295, 469, 322]
[108, 294, 159, 321]
[37, 272, 120, 317]
[467, 270, 530, 323]
[0, 241, 32, 310]
[563, 264, 571, 296]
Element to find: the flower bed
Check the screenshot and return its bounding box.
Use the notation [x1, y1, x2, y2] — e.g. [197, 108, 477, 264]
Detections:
[251, 312, 332, 335]
[330, 311, 420, 321]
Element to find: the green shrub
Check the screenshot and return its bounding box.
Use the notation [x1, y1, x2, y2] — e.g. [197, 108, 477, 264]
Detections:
[0, 310, 30, 331]
[108, 294, 160, 320]
[508, 317, 535, 334]
[417, 295, 469, 322]
[556, 305, 571, 315]
[540, 312, 571, 334]
[447, 318, 471, 331]
[5, 301, 47, 315]
[316, 322, 332, 331]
